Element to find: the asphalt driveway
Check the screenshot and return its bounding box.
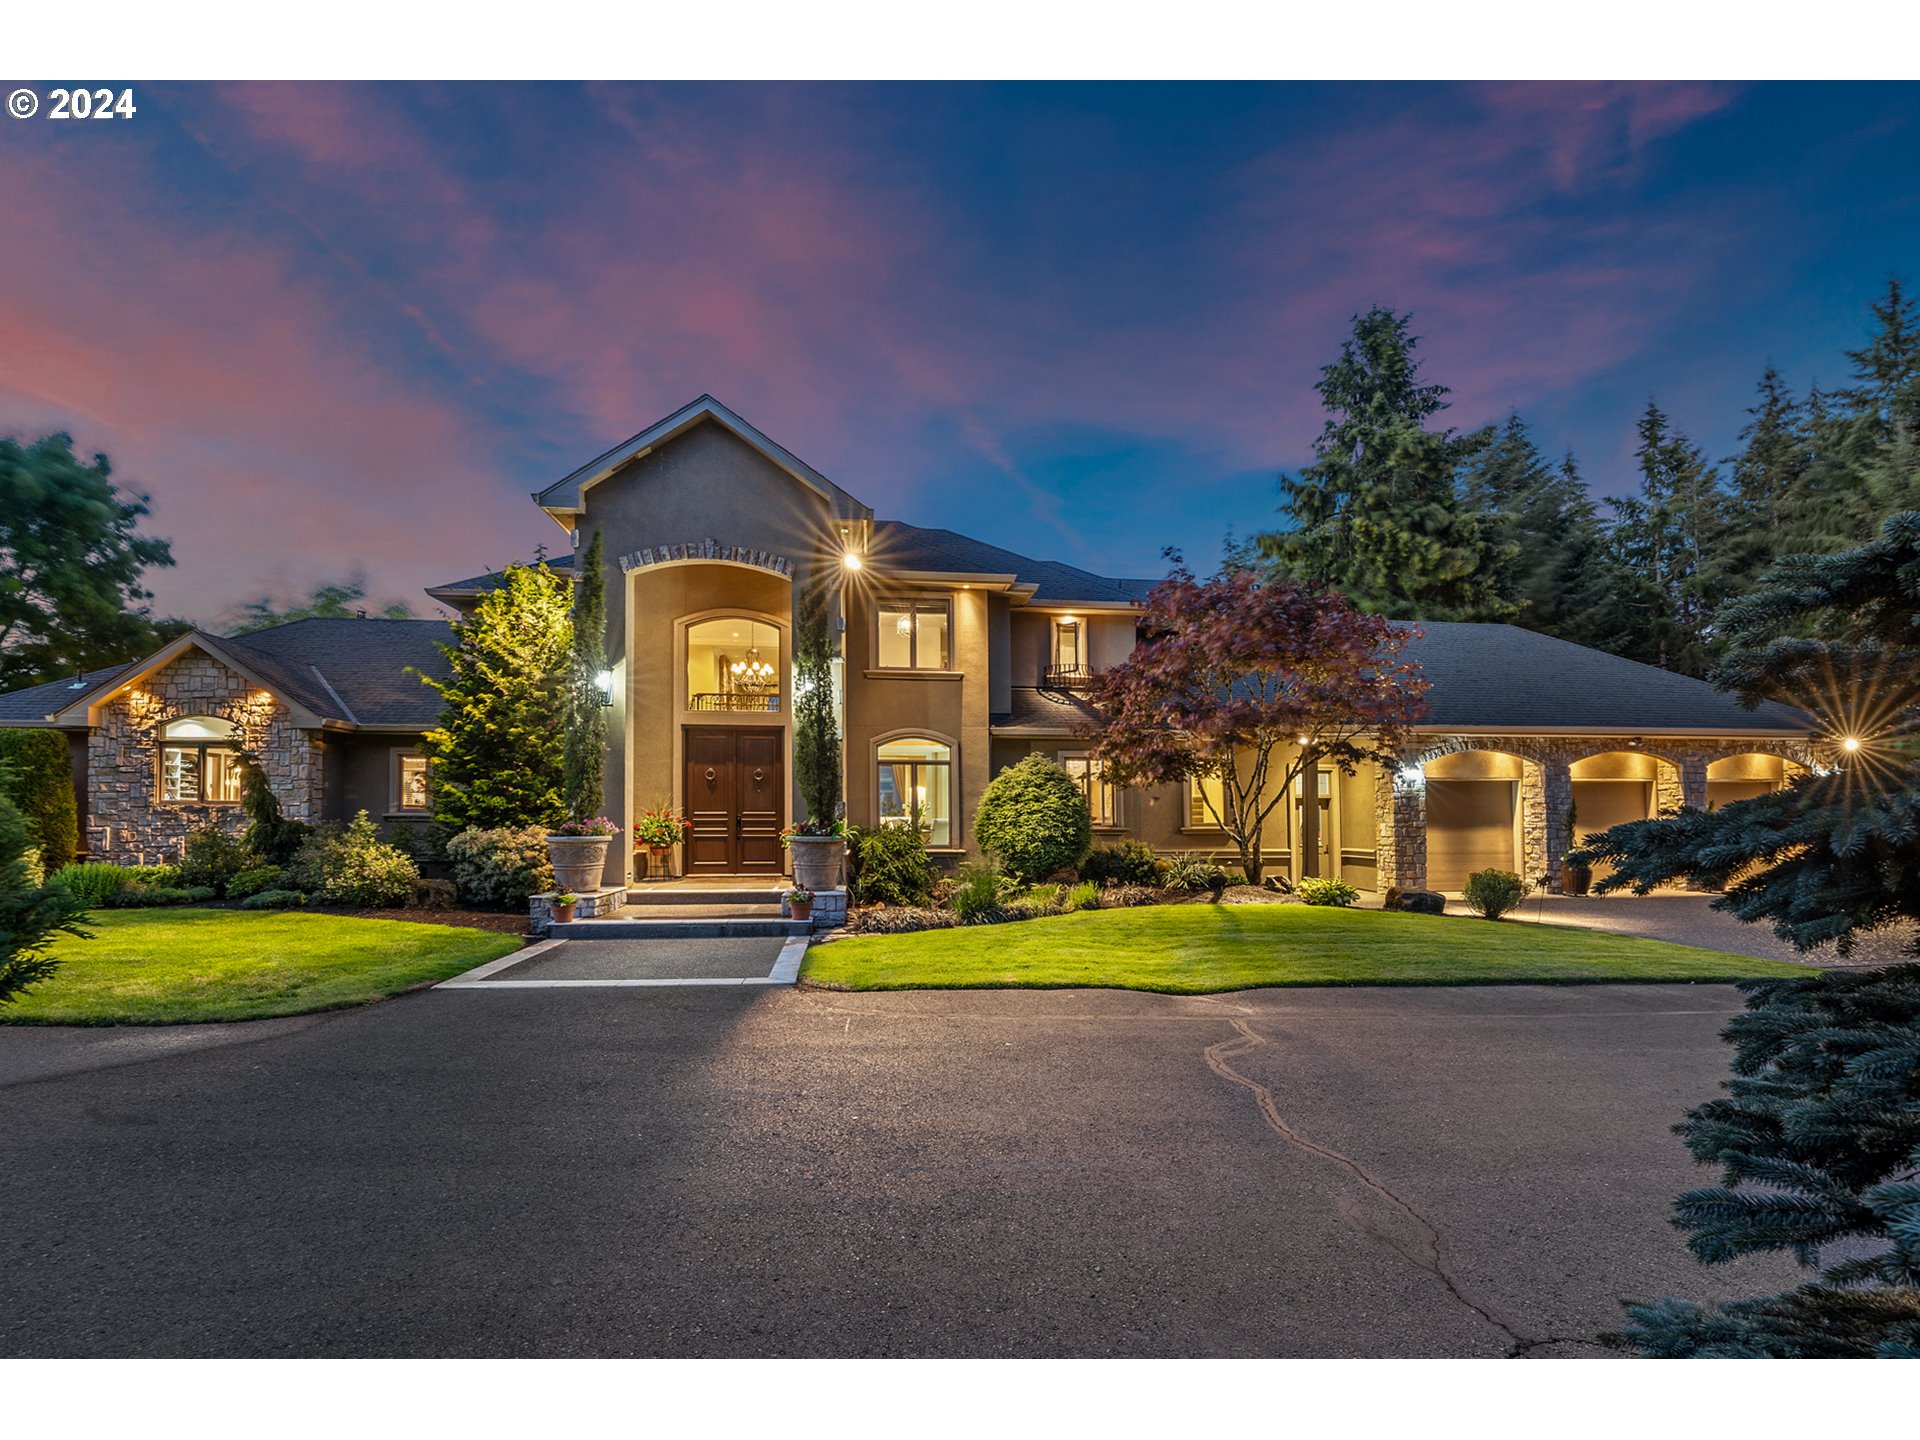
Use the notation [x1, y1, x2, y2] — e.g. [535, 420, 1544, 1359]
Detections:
[0, 982, 1801, 1358]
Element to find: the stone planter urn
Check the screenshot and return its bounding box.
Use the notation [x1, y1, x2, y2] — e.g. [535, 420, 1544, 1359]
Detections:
[547, 834, 616, 894]
[788, 834, 845, 893]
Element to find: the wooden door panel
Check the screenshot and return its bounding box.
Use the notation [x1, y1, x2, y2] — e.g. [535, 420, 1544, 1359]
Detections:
[684, 727, 737, 874]
[735, 730, 784, 874]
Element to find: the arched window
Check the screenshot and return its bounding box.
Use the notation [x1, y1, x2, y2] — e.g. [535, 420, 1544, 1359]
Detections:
[877, 737, 953, 846]
[685, 617, 783, 712]
[159, 715, 243, 803]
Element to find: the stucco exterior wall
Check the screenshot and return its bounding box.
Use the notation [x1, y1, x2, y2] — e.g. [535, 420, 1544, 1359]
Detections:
[85, 650, 323, 865]
[324, 732, 433, 830]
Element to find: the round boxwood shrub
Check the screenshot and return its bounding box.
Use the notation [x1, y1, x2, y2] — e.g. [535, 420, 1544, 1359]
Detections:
[1463, 868, 1526, 920]
[179, 825, 253, 895]
[444, 824, 552, 908]
[1081, 841, 1164, 887]
[973, 754, 1093, 885]
[0, 729, 78, 872]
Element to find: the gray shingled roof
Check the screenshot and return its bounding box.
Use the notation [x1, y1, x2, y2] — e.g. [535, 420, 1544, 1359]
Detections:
[990, 622, 1812, 735]
[1396, 622, 1810, 733]
[225, 619, 452, 728]
[425, 554, 574, 598]
[0, 665, 131, 727]
[872, 521, 1157, 604]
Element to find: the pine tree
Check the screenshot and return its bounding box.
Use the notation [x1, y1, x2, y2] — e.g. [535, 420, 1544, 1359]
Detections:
[0, 773, 87, 1004]
[1843, 277, 1920, 448]
[1604, 403, 1735, 674]
[1256, 308, 1517, 621]
[416, 561, 571, 833]
[561, 530, 609, 824]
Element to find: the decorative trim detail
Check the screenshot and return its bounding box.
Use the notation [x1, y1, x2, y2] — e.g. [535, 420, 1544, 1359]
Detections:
[619, 539, 793, 577]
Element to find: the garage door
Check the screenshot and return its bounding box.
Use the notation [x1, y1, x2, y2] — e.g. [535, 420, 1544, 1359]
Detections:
[1426, 780, 1516, 891]
[1708, 780, 1776, 810]
[1571, 780, 1651, 880]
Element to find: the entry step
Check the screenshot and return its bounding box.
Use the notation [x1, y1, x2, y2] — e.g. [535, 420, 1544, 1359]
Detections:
[623, 886, 788, 907]
[547, 917, 811, 939]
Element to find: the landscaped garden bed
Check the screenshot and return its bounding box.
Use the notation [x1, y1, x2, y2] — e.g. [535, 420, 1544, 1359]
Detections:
[0, 909, 522, 1025]
[803, 903, 1812, 993]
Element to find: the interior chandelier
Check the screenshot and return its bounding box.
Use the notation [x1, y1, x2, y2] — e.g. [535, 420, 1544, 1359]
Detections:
[730, 647, 775, 688]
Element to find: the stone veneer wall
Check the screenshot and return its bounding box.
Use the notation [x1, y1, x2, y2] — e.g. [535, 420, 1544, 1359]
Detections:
[1375, 733, 1817, 892]
[86, 651, 325, 864]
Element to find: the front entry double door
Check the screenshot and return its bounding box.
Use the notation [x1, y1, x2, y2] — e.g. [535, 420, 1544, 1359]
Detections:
[683, 726, 785, 875]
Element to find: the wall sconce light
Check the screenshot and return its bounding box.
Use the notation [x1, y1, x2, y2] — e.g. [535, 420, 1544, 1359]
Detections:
[841, 550, 863, 572]
[594, 669, 614, 707]
[1841, 736, 1862, 753]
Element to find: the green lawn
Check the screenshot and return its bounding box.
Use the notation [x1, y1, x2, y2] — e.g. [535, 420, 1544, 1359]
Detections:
[802, 903, 1813, 993]
[3, 909, 522, 1025]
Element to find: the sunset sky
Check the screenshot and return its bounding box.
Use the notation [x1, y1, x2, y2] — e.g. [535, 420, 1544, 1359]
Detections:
[3, 80, 1916, 624]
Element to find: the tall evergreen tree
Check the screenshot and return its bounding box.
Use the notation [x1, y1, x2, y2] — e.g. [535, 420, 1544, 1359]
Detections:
[416, 561, 571, 833]
[1459, 416, 1646, 649]
[1256, 308, 1517, 621]
[1604, 403, 1735, 674]
[561, 530, 608, 824]
[1843, 276, 1920, 448]
[791, 578, 842, 830]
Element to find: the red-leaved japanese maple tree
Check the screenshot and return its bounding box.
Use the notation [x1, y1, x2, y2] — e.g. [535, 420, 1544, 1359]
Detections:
[1084, 565, 1429, 885]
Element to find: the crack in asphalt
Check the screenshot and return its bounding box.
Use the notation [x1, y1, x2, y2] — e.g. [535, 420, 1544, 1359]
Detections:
[1203, 1016, 1576, 1358]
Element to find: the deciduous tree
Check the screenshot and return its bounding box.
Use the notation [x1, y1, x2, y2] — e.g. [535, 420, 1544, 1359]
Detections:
[228, 570, 413, 634]
[1084, 564, 1428, 884]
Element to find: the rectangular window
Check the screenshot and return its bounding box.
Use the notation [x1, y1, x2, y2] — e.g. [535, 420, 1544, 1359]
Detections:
[1053, 617, 1082, 670]
[393, 751, 431, 813]
[1189, 774, 1230, 828]
[877, 737, 953, 846]
[161, 744, 242, 803]
[876, 599, 951, 670]
[1061, 752, 1118, 827]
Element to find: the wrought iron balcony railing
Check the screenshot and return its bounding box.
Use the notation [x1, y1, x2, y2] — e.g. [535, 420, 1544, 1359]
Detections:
[690, 692, 781, 712]
[1042, 664, 1096, 691]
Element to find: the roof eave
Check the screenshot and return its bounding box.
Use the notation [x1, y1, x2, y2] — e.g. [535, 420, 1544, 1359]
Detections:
[50, 631, 337, 730]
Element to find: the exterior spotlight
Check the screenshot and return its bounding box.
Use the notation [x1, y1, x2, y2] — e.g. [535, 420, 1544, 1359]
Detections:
[594, 669, 614, 707]
[1841, 736, 1862, 753]
[1398, 765, 1424, 787]
[841, 550, 863, 572]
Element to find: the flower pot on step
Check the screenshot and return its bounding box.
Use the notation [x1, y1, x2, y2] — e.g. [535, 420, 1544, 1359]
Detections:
[787, 834, 844, 892]
[789, 897, 813, 922]
[551, 900, 577, 924]
[547, 834, 615, 893]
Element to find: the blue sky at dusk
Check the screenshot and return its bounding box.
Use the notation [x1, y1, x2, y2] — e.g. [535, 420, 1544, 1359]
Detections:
[2, 80, 1916, 621]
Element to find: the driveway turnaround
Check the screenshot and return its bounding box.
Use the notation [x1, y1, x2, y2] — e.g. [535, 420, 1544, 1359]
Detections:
[0, 983, 1801, 1358]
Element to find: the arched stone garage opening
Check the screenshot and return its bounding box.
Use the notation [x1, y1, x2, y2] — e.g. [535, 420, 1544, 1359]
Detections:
[1568, 751, 1680, 880]
[1422, 749, 1535, 891]
[1707, 752, 1804, 809]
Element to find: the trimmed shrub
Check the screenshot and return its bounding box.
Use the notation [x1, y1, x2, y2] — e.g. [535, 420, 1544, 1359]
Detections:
[289, 812, 419, 907]
[50, 862, 131, 908]
[0, 729, 79, 872]
[973, 755, 1093, 885]
[1297, 875, 1360, 907]
[847, 825, 935, 908]
[237, 755, 311, 865]
[107, 885, 211, 908]
[1464, 868, 1526, 920]
[125, 863, 183, 889]
[950, 859, 1018, 924]
[179, 825, 253, 895]
[226, 865, 285, 900]
[1081, 841, 1164, 888]
[844, 906, 958, 935]
[1065, 880, 1100, 912]
[444, 824, 552, 908]
[239, 888, 307, 910]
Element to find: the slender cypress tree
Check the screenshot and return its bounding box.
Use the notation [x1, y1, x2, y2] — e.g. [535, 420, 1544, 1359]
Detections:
[791, 578, 841, 829]
[561, 530, 609, 824]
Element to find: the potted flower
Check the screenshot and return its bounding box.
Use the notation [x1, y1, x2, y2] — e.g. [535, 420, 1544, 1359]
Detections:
[551, 889, 580, 924]
[781, 816, 847, 892]
[634, 802, 691, 880]
[785, 884, 815, 923]
[547, 815, 620, 894]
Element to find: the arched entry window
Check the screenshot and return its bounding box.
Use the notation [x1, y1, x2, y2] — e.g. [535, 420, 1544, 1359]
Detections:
[1707, 753, 1796, 809]
[877, 737, 953, 846]
[685, 618, 783, 712]
[160, 715, 243, 803]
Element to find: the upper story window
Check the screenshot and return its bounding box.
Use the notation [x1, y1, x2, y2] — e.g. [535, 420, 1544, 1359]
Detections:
[160, 715, 243, 804]
[392, 750, 431, 813]
[686, 617, 783, 712]
[877, 599, 950, 670]
[1053, 616, 1083, 670]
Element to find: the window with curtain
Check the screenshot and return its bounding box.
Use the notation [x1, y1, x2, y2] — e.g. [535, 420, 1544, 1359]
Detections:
[1052, 617, 1082, 670]
[160, 715, 243, 803]
[877, 736, 953, 846]
[1060, 752, 1118, 827]
[876, 599, 951, 670]
[393, 751, 431, 812]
